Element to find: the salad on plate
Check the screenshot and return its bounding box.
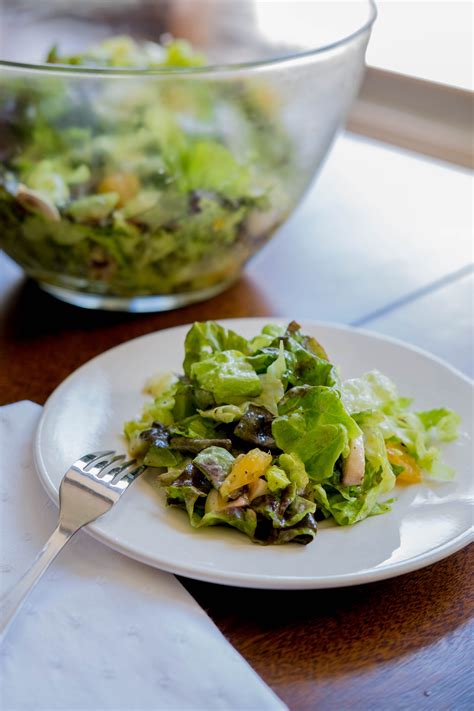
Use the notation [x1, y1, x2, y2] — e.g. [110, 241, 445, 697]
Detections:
[125, 320, 459, 545]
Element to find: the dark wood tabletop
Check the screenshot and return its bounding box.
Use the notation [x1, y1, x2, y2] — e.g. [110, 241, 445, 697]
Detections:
[1, 133, 472, 710]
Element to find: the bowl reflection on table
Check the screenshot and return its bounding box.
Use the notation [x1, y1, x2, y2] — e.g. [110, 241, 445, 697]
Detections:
[0, 0, 376, 312]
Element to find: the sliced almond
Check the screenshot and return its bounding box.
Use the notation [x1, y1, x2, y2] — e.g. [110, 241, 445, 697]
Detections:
[16, 184, 60, 222]
[342, 436, 365, 486]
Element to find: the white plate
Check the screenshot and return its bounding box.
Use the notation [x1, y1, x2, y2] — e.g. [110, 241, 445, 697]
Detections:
[35, 319, 473, 589]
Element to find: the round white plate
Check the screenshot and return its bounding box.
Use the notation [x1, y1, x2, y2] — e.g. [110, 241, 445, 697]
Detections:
[35, 319, 473, 589]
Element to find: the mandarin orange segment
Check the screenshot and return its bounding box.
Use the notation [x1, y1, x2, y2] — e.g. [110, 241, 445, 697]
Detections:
[387, 443, 422, 484]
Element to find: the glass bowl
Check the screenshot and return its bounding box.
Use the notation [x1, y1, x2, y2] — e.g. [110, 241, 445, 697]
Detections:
[0, 0, 376, 312]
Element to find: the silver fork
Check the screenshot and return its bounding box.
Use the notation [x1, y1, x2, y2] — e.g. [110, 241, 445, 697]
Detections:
[0, 450, 145, 643]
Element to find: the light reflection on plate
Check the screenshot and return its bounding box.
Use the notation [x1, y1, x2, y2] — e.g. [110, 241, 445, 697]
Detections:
[34, 319, 473, 589]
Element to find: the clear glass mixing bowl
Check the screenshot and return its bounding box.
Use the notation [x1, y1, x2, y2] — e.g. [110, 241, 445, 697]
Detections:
[0, 0, 376, 311]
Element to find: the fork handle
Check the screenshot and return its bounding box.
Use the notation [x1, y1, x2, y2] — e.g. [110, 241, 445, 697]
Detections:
[0, 524, 75, 644]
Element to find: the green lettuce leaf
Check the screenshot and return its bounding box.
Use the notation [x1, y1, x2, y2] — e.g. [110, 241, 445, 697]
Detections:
[278, 452, 309, 493]
[171, 379, 196, 421]
[193, 446, 235, 489]
[253, 482, 316, 528]
[269, 321, 338, 389]
[249, 324, 286, 352]
[416, 408, 461, 442]
[265, 465, 290, 492]
[199, 340, 286, 420]
[272, 386, 361, 481]
[183, 321, 251, 377]
[166, 463, 211, 526]
[124, 380, 178, 454]
[191, 351, 261, 404]
[362, 421, 396, 495]
[66, 193, 120, 222]
[144, 445, 183, 468]
[47, 36, 205, 69]
[381, 411, 457, 480]
[183, 140, 251, 200]
[170, 414, 219, 439]
[199, 507, 258, 539]
[233, 404, 275, 448]
[342, 370, 400, 415]
[198, 403, 246, 423]
[162, 39, 206, 68]
[313, 477, 393, 526]
[252, 341, 286, 415]
[342, 371, 460, 480]
[259, 515, 317, 545]
[312, 418, 395, 526]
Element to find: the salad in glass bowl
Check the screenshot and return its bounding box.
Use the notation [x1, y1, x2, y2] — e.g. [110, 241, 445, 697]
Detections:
[0, 1, 376, 310]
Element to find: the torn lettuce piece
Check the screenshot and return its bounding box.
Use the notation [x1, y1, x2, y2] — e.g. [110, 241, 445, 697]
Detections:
[47, 36, 205, 69]
[169, 436, 232, 453]
[66, 193, 119, 222]
[170, 414, 219, 439]
[171, 379, 196, 421]
[144, 371, 178, 398]
[233, 404, 276, 448]
[272, 385, 361, 481]
[260, 514, 317, 545]
[182, 140, 251, 200]
[342, 370, 400, 415]
[191, 350, 261, 404]
[284, 320, 329, 360]
[415, 408, 460, 441]
[278, 452, 309, 494]
[252, 482, 316, 530]
[313, 463, 393, 527]
[167, 468, 258, 538]
[193, 446, 235, 489]
[124, 378, 178, 446]
[380, 410, 457, 481]
[199, 506, 258, 539]
[144, 445, 183, 468]
[252, 341, 286, 415]
[362, 421, 396, 495]
[183, 321, 251, 377]
[246, 347, 283, 374]
[166, 463, 211, 526]
[311, 415, 397, 525]
[198, 343, 286, 422]
[249, 324, 286, 352]
[265, 465, 290, 493]
[163, 38, 206, 68]
[24, 160, 70, 205]
[268, 321, 338, 389]
[198, 403, 246, 423]
[342, 371, 460, 480]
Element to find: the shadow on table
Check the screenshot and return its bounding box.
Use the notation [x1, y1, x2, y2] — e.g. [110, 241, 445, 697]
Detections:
[0, 274, 275, 341]
[181, 545, 473, 681]
[0, 271, 275, 405]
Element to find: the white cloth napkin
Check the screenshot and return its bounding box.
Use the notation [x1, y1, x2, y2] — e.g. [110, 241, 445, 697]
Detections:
[0, 402, 286, 711]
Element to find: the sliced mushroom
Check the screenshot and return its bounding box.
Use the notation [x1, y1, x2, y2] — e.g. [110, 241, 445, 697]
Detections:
[223, 494, 249, 509]
[342, 436, 365, 486]
[247, 478, 268, 502]
[16, 184, 60, 222]
[246, 207, 282, 240]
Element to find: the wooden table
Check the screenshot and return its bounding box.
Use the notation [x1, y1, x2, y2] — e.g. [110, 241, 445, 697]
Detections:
[1, 133, 472, 709]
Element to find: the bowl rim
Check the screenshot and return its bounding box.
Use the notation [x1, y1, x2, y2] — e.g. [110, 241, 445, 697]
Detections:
[0, 0, 377, 77]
